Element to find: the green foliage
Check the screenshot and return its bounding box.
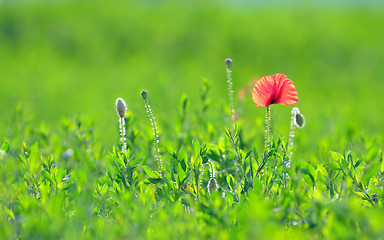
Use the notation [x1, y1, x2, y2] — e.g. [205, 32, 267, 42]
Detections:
[1, 99, 384, 239]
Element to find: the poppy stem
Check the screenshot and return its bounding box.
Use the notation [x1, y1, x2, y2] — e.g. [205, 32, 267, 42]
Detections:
[119, 117, 127, 155]
[287, 109, 296, 162]
[280, 113, 296, 188]
[226, 63, 235, 130]
[287, 107, 304, 162]
[142, 94, 164, 174]
[264, 106, 271, 154]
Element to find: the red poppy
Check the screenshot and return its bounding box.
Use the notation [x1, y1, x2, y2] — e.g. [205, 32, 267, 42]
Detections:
[252, 73, 298, 107]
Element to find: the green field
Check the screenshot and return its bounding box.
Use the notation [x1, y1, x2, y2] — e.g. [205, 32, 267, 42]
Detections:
[1, 0, 384, 239]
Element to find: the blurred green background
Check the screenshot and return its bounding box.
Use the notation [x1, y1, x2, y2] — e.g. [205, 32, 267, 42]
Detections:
[1, 0, 383, 146]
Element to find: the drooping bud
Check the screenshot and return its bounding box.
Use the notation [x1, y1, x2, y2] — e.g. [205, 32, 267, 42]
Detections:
[292, 107, 305, 128]
[225, 58, 232, 68]
[295, 113, 305, 128]
[141, 90, 148, 101]
[207, 178, 218, 196]
[115, 98, 127, 118]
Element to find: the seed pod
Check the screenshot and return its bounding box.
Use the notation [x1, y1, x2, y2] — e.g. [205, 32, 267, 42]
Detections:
[115, 98, 127, 118]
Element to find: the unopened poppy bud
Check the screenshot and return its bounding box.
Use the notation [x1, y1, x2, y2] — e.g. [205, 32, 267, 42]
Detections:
[141, 90, 148, 101]
[292, 107, 305, 128]
[207, 178, 218, 195]
[225, 58, 232, 68]
[294, 113, 305, 128]
[115, 98, 127, 118]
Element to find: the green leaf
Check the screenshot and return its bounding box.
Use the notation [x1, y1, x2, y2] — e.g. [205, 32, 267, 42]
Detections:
[366, 147, 378, 162]
[341, 159, 349, 170]
[177, 161, 186, 184]
[0, 142, 10, 161]
[113, 181, 121, 194]
[148, 178, 162, 184]
[194, 155, 202, 168]
[61, 183, 73, 191]
[57, 168, 67, 181]
[30, 142, 39, 154]
[180, 172, 191, 186]
[330, 151, 344, 161]
[317, 165, 328, 177]
[142, 165, 161, 179]
[325, 161, 340, 171]
[202, 156, 209, 165]
[3, 207, 15, 220]
[178, 146, 188, 162]
[206, 151, 221, 162]
[0, 142, 10, 154]
[192, 138, 200, 159]
[302, 174, 313, 186]
[165, 147, 178, 159]
[179, 94, 188, 112]
[101, 184, 108, 195]
[253, 177, 262, 193]
[163, 177, 175, 191]
[253, 148, 259, 164]
[200, 144, 209, 156]
[362, 161, 381, 185]
[354, 191, 366, 199]
[354, 159, 362, 168]
[227, 174, 235, 191]
[128, 158, 141, 168]
[179, 159, 187, 173]
[43, 171, 55, 185]
[306, 163, 316, 183]
[249, 152, 254, 178]
[114, 157, 126, 169]
[225, 127, 232, 140]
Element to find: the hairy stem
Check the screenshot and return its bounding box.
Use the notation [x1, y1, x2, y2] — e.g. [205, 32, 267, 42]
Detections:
[119, 117, 127, 155]
[226, 67, 235, 130]
[287, 111, 296, 162]
[264, 106, 271, 154]
[144, 101, 163, 173]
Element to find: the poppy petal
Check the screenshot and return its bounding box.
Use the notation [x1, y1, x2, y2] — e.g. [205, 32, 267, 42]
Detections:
[274, 77, 298, 105]
[252, 76, 276, 107]
[272, 73, 288, 94]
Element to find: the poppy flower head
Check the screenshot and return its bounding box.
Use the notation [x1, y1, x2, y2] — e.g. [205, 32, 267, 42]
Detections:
[252, 73, 298, 107]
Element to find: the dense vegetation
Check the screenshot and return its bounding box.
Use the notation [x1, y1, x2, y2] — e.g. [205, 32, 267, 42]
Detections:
[1, 0, 384, 239]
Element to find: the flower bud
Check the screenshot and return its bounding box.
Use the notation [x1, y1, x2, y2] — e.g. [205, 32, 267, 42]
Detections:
[294, 113, 305, 128]
[207, 178, 218, 195]
[225, 58, 232, 68]
[115, 98, 127, 118]
[141, 90, 148, 101]
[292, 107, 305, 128]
